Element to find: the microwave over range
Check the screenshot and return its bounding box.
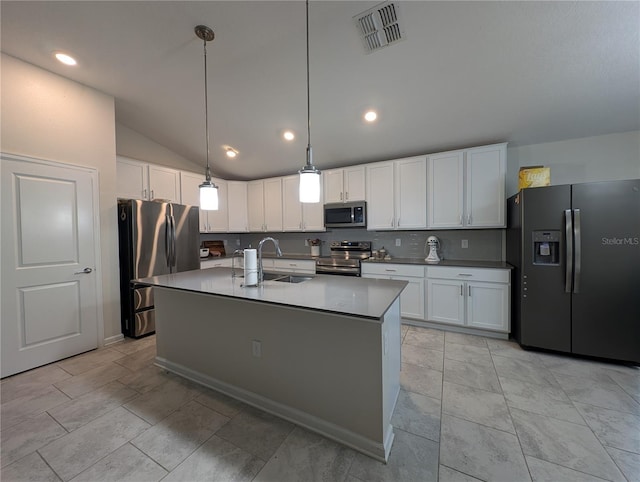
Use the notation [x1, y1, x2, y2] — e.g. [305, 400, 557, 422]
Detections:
[324, 201, 367, 228]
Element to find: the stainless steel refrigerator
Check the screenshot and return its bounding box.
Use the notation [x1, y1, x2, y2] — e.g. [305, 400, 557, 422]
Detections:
[118, 199, 200, 337]
[507, 179, 640, 364]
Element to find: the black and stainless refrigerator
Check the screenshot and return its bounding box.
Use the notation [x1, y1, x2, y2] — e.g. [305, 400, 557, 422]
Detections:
[507, 179, 640, 364]
[118, 199, 200, 337]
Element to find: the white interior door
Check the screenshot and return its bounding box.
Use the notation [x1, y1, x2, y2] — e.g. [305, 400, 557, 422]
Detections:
[1, 155, 100, 378]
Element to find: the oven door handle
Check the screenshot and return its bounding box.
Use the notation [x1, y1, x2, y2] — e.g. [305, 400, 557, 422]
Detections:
[315, 266, 360, 275]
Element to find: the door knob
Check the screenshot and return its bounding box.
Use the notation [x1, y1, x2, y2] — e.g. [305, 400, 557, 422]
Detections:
[74, 267, 93, 274]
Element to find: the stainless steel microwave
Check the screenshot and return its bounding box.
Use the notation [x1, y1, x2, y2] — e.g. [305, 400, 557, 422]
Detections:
[324, 202, 367, 228]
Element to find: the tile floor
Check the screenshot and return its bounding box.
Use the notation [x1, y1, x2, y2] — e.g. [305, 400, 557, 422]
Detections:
[1, 325, 639, 481]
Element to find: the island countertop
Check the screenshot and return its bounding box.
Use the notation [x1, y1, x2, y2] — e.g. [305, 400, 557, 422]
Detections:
[136, 267, 407, 321]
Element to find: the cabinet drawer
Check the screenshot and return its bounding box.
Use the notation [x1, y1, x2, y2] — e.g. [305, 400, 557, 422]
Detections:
[361, 263, 425, 278]
[426, 266, 509, 283]
[272, 258, 316, 272]
[201, 258, 232, 269]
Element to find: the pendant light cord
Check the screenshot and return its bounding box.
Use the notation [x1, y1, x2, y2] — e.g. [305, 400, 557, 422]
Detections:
[306, 0, 312, 167]
[203, 35, 212, 182]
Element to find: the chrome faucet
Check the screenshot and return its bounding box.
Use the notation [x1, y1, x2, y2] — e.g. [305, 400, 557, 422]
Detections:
[258, 237, 283, 284]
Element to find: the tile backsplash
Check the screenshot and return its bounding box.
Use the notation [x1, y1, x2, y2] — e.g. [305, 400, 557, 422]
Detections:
[201, 228, 504, 261]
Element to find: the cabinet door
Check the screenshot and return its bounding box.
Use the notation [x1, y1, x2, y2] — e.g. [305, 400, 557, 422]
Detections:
[247, 181, 265, 231]
[116, 157, 148, 200]
[366, 162, 395, 230]
[180, 171, 208, 232]
[323, 169, 345, 203]
[427, 151, 464, 228]
[393, 275, 425, 320]
[263, 178, 283, 232]
[465, 144, 506, 228]
[466, 282, 509, 332]
[427, 279, 465, 325]
[227, 181, 248, 232]
[148, 165, 180, 203]
[206, 178, 229, 233]
[344, 166, 365, 201]
[395, 157, 427, 230]
[282, 175, 303, 231]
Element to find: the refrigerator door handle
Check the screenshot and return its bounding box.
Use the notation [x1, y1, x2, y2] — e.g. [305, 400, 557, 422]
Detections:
[573, 209, 581, 293]
[171, 214, 177, 269]
[564, 209, 573, 293]
[165, 214, 173, 270]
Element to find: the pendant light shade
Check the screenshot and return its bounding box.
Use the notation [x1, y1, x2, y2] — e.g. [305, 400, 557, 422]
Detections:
[195, 25, 219, 211]
[199, 179, 219, 210]
[299, 0, 321, 203]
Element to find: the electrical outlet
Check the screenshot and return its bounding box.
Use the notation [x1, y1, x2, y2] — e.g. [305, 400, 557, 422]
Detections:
[395, 238, 401, 247]
[236, 238, 241, 246]
[461, 239, 469, 249]
[252, 340, 262, 358]
[304, 239, 309, 246]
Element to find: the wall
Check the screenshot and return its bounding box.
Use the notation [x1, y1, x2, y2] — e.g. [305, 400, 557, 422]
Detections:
[1, 53, 121, 342]
[116, 123, 203, 173]
[506, 130, 640, 196]
[202, 228, 504, 262]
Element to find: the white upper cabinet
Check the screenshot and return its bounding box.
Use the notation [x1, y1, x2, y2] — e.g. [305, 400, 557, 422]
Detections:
[427, 143, 506, 229]
[465, 144, 507, 228]
[248, 178, 283, 232]
[323, 166, 365, 203]
[366, 156, 427, 230]
[180, 171, 228, 233]
[116, 156, 149, 200]
[227, 181, 248, 232]
[117, 156, 181, 203]
[426, 150, 464, 228]
[282, 175, 325, 232]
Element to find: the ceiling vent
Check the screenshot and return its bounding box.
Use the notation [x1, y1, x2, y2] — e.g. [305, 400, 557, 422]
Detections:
[354, 1, 404, 54]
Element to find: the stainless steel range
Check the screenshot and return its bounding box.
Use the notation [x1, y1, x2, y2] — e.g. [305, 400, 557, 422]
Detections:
[315, 241, 371, 276]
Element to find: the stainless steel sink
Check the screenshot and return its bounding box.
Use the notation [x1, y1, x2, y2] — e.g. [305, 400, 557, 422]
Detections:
[261, 273, 314, 283]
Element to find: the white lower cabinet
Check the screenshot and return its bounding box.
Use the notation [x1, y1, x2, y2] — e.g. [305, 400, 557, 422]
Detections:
[426, 266, 510, 333]
[201, 258, 233, 269]
[361, 263, 425, 320]
[271, 258, 316, 274]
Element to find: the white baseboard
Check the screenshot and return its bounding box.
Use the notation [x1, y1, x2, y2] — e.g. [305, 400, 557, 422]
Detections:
[155, 356, 392, 463]
[402, 319, 509, 340]
[103, 333, 124, 346]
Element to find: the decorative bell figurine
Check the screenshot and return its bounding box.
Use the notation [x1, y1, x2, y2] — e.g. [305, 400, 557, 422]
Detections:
[425, 236, 441, 264]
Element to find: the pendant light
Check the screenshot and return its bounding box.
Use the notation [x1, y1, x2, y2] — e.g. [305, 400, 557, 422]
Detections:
[196, 25, 219, 211]
[299, 0, 321, 203]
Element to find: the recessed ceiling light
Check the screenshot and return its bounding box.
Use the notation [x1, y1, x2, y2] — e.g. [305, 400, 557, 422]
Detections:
[364, 110, 378, 122]
[54, 52, 77, 66]
[283, 130, 295, 141]
[225, 147, 238, 158]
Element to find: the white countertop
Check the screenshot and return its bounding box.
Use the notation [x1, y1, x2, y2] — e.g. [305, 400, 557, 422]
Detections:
[136, 268, 407, 321]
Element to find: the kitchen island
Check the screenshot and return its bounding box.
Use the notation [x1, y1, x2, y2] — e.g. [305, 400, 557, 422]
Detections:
[136, 268, 407, 462]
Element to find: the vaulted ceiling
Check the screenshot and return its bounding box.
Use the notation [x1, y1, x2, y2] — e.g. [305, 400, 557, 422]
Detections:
[2, 1, 638, 180]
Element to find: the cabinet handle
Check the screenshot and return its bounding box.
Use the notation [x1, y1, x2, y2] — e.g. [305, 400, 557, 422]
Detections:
[150, 190, 154, 200]
[459, 215, 462, 225]
[143, 189, 147, 199]
[467, 214, 471, 225]
[385, 269, 396, 272]
[340, 192, 343, 201]
[460, 285, 463, 296]
[458, 273, 473, 277]
[345, 191, 349, 200]
[468, 285, 471, 297]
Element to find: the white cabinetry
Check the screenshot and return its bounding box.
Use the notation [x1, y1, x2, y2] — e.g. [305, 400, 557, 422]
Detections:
[201, 258, 233, 269]
[180, 171, 228, 233]
[282, 175, 325, 232]
[116, 156, 181, 203]
[361, 263, 425, 320]
[271, 258, 316, 274]
[247, 178, 283, 232]
[227, 181, 249, 232]
[427, 143, 506, 229]
[366, 156, 427, 230]
[426, 266, 510, 333]
[324, 166, 365, 203]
